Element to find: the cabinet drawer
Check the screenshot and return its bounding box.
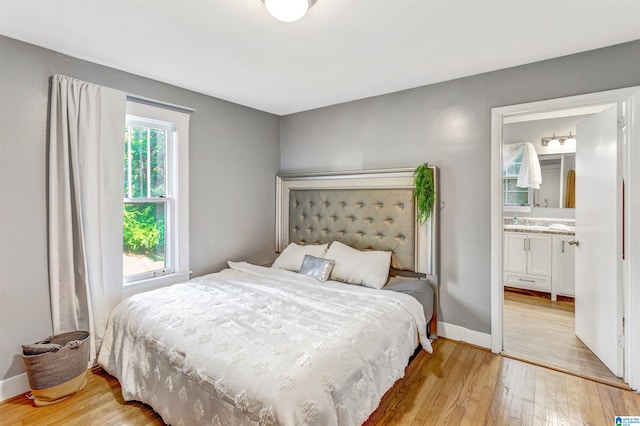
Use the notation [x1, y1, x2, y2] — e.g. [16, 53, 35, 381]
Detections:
[504, 273, 551, 292]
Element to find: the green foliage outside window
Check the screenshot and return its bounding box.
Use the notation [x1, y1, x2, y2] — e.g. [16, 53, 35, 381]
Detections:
[123, 124, 167, 257]
[123, 203, 165, 255]
[124, 125, 166, 198]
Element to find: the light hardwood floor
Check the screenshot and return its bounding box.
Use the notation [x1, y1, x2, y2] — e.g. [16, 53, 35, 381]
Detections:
[2, 338, 639, 425]
[503, 289, 627, 389]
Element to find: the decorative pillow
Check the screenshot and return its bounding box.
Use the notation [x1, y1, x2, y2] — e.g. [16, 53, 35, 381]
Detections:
[325, 241, 392, 289]
[298, 255, 336, 282]
[271, 242, 328, 272]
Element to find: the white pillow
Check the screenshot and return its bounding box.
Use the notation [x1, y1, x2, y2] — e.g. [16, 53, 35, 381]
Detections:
[325, 241, 392, 289]
[271, 242, 328, 272]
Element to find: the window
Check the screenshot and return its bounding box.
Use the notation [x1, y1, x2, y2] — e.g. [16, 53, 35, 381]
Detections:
[123, 117, 172, 279]
[503, 148, 531, 208]
[123, 102, 190, 288]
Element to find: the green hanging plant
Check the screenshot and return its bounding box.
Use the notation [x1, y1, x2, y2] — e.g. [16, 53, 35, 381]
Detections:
[413, 163, 436, 224]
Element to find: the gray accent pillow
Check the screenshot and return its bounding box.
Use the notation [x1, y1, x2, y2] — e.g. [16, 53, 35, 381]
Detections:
[299, 255, 335, 282]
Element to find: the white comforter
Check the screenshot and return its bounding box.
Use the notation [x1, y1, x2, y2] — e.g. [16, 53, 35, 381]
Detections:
[98, 262, 431, 426]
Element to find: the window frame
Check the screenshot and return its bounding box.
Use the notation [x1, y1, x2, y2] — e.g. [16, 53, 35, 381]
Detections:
[503, 149, 532, 212]
[122, 101, 190, 295]
[123, 116, 174, 283]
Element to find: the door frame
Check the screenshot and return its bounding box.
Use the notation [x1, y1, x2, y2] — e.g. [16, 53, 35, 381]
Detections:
[490, 86, 640, 389]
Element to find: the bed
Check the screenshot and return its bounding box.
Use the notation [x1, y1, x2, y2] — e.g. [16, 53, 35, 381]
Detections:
[98, 168, 440, 425]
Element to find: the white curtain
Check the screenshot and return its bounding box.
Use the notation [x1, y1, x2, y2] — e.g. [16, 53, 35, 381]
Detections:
[48, 75, 126, 361]
[503, 142, 542, 189]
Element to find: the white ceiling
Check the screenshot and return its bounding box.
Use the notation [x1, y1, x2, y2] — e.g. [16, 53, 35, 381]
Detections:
[1, 1, 639, 115]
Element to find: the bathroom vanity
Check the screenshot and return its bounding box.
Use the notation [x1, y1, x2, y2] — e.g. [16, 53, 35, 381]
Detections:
[503, 219, 576, 301]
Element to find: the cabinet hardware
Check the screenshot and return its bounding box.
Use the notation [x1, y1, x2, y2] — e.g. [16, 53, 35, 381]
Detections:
[562, 240, 565, 253]
[518, 278, 536, 283]
[568, 239, 580, 247]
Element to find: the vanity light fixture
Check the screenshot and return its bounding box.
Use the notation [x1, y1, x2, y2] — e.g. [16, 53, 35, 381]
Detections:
[541, 132, 577, 147]
[541, 133, 560, 146]
[262, 0, 315, 22]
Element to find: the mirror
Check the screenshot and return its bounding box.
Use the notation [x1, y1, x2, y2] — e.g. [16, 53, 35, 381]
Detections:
[534, 153, 575, 209]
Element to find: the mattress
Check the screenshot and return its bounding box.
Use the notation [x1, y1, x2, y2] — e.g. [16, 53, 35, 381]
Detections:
[383, 276, 435, 329]
[98, 262, 431, 426]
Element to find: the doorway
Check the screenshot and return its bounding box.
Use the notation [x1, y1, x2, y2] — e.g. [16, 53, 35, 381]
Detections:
[489, 87, 640, 390]
[500, 108, 625, 386]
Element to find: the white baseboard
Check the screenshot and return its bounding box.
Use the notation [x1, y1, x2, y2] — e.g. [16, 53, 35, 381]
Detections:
[438, 321, 492, 349]
[0, 372, 29, 402]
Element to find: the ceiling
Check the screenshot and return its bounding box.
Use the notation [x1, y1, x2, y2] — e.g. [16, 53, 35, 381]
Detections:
[1, 1, 639, 116]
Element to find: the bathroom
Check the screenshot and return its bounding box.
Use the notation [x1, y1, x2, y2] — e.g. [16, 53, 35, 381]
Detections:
[500, 107, 626, 387]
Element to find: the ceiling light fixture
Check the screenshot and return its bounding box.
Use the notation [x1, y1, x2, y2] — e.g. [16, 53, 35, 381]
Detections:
[263, 0, 315, 22]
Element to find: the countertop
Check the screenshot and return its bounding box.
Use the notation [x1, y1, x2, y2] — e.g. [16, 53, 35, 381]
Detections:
[503, 224, 575, 236]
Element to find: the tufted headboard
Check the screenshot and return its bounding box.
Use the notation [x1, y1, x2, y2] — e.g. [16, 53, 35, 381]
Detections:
[288, 188, 416, 271]
[276, 168, 439, 277]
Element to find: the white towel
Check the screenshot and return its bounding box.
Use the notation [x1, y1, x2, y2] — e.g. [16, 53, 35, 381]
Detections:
[517, 142, 542, 189]
[503, 142, 542, 189]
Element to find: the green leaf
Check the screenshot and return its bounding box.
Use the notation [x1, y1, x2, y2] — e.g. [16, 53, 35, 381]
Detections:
[412, 163, 435, 224]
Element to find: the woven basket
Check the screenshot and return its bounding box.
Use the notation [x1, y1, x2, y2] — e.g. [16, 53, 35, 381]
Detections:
[22, 331, 90, 406]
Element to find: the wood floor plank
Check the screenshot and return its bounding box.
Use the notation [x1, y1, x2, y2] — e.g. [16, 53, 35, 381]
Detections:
[451, 345, 491, 422]
[409, 340, 465, 422]
[542, 369, 560, 425]
[2, 339, 639, 426]
[622, 385, 640, 414]
[419, 343, 477, 423]
[518, 363, 536, 425]
[597, 382, 622, 425]
[585, 379, 609, 426]
[598, 380, 632, 417]
[461, 352, 502, 426]
[486, 356, 514, 425]
[532, 361, 548, 425]
[506, 358, 529, 425]
[433, 345, 478, 424]
[566, 372, 595, 425]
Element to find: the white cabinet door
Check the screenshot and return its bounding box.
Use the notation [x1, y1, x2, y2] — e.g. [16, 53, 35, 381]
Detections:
[504, 231, 552, 292]
[527, 234, 552, 276]
[504, 233, 527, 274]
[552, 235, 575, 299]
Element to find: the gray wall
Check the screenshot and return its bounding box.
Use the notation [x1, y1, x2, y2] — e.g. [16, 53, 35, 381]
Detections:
[0, 36, 280, 380]
[280, 40, 640, 335]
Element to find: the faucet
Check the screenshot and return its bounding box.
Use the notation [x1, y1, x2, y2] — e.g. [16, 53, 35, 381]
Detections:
[513, 212, 518, 225]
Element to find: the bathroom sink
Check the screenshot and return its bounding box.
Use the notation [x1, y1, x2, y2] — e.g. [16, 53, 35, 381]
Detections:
[548, 223, 575, 231]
